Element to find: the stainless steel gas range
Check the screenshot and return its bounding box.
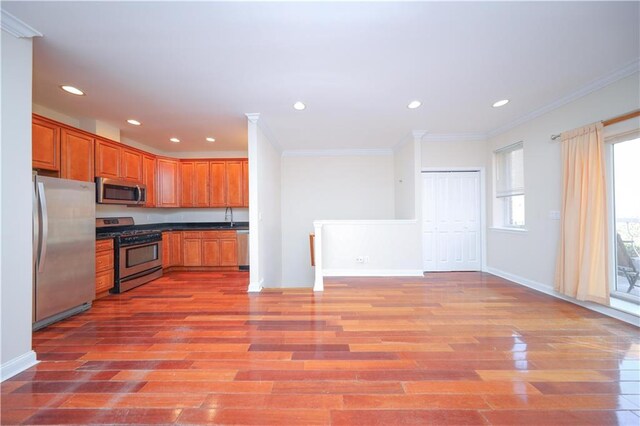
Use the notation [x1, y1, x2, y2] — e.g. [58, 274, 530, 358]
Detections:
[96, 217, 163, 293]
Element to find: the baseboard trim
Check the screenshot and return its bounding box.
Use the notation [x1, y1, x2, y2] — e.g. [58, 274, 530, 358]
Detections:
[323, 269, 424, 277]
[485, 267, 639, 327]
[247, 279, 263, 293]
[1, 350, 38, 382]
[263, 282, 314, 289]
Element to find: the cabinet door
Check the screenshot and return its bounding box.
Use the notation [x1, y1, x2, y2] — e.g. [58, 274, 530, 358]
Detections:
[32, 116, 60, 171]
[162, 232, 171, 269]
[220, 238, 238, 266]
[202, 239, 220, 266]
[61, 128, 94, 182]
[194, 161, 210, 207]
[121, 148, 143, 183]
[95, 139, 121, 179]
[182, 237, 202, 266]
[170, 232, 183, 266]
[226, 161, 243, 207]
[209, 161, 226, 207]
[180, 162, 195, 207]
[242, 159, 249, 207]
[143, 155, 156, 207]
[157, 158, 180, 207]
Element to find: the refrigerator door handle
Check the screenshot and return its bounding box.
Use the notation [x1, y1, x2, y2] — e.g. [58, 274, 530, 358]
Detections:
[33, 180, 40, 267]
[37, 181, 48, 273]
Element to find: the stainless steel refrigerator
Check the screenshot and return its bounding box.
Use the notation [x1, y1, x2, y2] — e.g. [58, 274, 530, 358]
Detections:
[33, 174, 95, 330]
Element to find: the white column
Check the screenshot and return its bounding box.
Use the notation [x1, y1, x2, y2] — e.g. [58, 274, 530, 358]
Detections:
[313, 222, 324, 291]
[245, 113, 262, 292]
[1, 11, 42, 381]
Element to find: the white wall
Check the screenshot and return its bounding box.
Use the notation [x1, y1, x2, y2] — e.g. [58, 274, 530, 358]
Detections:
[422, 138, 487, 169]
[33, 103, 79, 127]
[280, 154, 395, 287]
[319, 220, 422, 276]
[394, 138, 415, 219]
[486, 73, 640, 291]
[1, 32, 38, 380]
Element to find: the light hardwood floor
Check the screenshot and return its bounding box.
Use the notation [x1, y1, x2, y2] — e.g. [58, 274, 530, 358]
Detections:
[2, 271, 639, 425]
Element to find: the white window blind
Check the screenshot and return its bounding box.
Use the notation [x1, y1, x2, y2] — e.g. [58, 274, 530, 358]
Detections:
[495, 142, 524, 198]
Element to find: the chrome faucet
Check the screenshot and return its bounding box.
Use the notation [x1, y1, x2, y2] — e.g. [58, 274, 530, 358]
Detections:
[224, 207, 234, 227]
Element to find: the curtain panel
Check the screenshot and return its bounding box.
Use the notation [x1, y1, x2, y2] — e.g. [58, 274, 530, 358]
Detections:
[555, 123, 610, 305]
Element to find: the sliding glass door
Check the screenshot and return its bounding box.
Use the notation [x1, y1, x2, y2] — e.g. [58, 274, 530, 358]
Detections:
[611, 135, 640, 302]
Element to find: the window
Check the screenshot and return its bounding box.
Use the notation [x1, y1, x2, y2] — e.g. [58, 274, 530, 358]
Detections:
[609, 132, 640, 303]
[494, 142, 525, 228]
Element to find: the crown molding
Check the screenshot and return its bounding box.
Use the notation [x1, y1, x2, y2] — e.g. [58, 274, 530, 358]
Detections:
[423, 132, 486, 142]
[281, 148, 393, 158]
[487, 58, 640, 138]
[1, 10, 42, 38]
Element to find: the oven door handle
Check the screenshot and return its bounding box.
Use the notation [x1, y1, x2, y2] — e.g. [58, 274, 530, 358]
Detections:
[136, 185, 142, 204]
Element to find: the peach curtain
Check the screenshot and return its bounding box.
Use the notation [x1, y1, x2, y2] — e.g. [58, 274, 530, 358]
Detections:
[555, 123, 610, 305]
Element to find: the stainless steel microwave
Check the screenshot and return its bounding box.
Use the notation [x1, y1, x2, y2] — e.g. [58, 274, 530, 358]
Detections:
[95, 177, 147, 205]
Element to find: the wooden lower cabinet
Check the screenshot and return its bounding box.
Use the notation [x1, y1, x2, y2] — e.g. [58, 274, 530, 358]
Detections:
[182, 232, 202, 267]
[163, 230, 238, 270]
[95, 239, 114, 298]
[162, 231, 183, 268]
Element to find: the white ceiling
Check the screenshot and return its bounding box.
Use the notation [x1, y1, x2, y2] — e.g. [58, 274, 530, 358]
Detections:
[4, 1, 639, 152]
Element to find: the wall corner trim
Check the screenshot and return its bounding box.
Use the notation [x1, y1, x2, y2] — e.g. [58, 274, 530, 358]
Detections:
[485, 267, 640, 327]
[1, 350, 38, 382]
[245, 113, 261, 124]
[1, 10, 42, 38]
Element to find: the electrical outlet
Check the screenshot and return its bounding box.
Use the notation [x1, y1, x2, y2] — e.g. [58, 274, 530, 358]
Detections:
[549, 210, 561, 220]
[355, 256, 364, 263]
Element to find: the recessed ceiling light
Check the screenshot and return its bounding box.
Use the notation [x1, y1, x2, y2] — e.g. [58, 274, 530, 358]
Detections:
[169, 137, 180, 143]
[293, 101, 306, 111]
[407, 100, 422, 109]
[206, 137, 216, 142]
[492, 99, 510, 108]
[60, 85, 85, 96]
[127, 119, 141, 126]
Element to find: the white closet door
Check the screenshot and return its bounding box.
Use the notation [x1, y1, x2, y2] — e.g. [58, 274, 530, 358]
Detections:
[422, 171, 481, 271]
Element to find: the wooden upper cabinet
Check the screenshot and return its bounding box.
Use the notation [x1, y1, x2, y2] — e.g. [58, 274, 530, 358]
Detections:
[95, 139, 121, 179]
[180, 162, 195, 207]
[157, 158, 180, 207]
[120, 148, 143, 183]
[142, 155, 156, 207]
[242, 159, 249, 207]
[194, 162, 210, 207]
[60, 128, 94, 182]
[32, 116, 60, 171]
[209, 161, 226, 207]
[226, 160, 243, 207]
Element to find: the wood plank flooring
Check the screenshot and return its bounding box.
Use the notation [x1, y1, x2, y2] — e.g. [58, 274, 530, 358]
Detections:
[2, 271, 639, 425]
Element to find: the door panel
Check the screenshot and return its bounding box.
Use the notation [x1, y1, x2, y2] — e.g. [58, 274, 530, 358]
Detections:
[422, 171, 481, 272]
[209, 161, 226, 207]
[32, 117, 60, 171]
[121, 148, 143, 183]
[95, 139, 120, 179]
[180, 162, 195, 207]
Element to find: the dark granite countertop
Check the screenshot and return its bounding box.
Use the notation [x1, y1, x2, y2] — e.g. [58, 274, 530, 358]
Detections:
[96, 222, 249, 239]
